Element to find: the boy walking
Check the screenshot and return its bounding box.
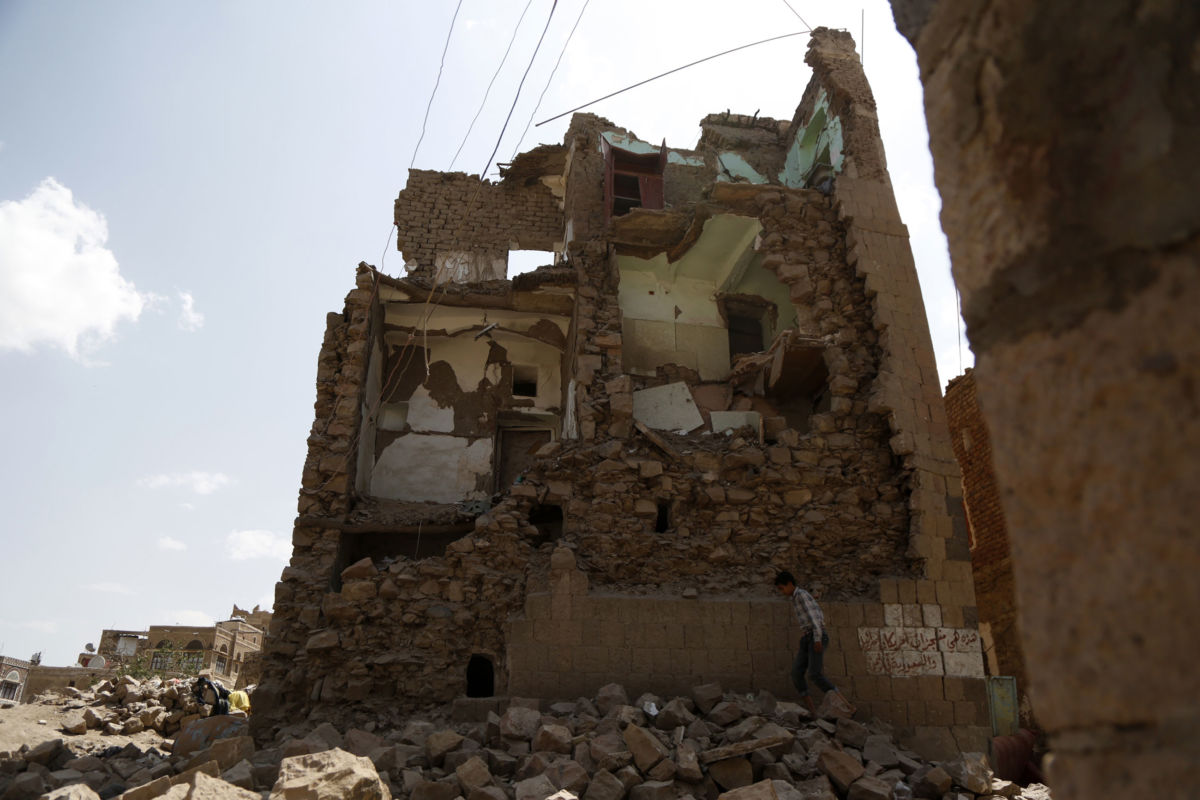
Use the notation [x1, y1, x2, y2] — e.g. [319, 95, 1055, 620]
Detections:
[774, 570, 855, 715]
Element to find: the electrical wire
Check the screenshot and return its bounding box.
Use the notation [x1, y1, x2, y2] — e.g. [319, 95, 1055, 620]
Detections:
[450, 0, 536, 170]
[535, 29, 810, 127]
[383, 0, 465, 270]
[779, 0, 813, 31]
[479, 0, 558, 179]
[412, 0, 465, 173]
[509, 0, 591, 160]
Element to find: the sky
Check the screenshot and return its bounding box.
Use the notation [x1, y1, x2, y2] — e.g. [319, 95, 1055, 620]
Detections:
[0, 0, 971, 667]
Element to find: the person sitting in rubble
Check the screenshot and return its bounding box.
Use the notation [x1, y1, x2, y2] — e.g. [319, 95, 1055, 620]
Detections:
[774, 570, 856, 716]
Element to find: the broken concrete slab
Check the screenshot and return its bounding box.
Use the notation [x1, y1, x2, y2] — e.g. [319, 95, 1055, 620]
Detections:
[632, 382, 704, 432]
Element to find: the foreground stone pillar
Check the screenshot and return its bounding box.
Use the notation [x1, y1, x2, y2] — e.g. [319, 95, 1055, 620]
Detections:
[890, 0, 1200, 795]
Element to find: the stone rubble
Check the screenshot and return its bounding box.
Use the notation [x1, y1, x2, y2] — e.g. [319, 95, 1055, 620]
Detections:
[0, 680, 1053, 800]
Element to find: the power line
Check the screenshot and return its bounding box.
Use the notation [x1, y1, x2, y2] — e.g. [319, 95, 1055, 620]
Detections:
[412, 0, 465, 173]
[479, 0, 559, 179]
[535, 29, 810, 127]
[779, 0, 812, 31]
[509, 0, 591, 159]
[384, 0, 465, 269]
[450, 0, 536, 170]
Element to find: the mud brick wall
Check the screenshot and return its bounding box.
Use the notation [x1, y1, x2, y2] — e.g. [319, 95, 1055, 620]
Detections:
[944, 369, 1026, 693]
[394, 170, 564, 274]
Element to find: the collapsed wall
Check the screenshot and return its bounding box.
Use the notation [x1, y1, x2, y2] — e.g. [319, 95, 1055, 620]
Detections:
[254, 29, 986, 758]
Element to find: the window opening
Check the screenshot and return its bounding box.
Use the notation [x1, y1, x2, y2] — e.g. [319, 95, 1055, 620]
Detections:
[603, 138, 667, 221]
[466, 654, 495, 698]
[508, 250, 556, 278]
[528, 503, 564, 544]
[215, 656, 228, 675]
[654, 501, 671, 533]
[728, 313, 765, 359]
[512, 365, 538, 398]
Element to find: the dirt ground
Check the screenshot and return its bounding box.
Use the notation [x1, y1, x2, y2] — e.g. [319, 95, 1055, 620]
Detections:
[0, 698, 166, 755]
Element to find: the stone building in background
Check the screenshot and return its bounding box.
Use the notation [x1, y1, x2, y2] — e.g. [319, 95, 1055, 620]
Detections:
[944, 369, 1030, 720]
[0, 655, 31, 704]
[255, 29, 987, 757]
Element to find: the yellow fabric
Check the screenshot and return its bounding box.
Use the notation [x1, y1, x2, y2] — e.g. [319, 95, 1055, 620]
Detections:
[228, 690, 251, 713]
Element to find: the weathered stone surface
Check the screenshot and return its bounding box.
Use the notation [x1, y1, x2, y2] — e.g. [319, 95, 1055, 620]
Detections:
[582, 769, 626, 800]
[860, 735, 898, 768]
[622, 725, 669, 773]
[532, 724, 573, 754]
[834, 718, 870, 749]
[220, 759, 255, 790]
[513, 774, 556, 800]
[410, 779, 460, 800]
[912, 765, 951, 798]
[943, 752, 990, 794]
[816, 749, 863, 793]
[691, 684, 723, 715]
[455, 755, 493, 793]
[707, 757, 754, 790]
[271, 748, 390, 800]
[500, 707, 542, 742]
[425, 730, 464, 765]
[544, 760, 589, 794]
[774, 777, 836, 800]
[42, 785, 103, 800]
[3, 771, 47, 800]
[845, 775, 892, 800]
[629, 780, 673, 800]
[61, 715, 87, 735]
[595, 684, 629, 716]
[676, 747, 703, 783]
[174, 717, 248, 759]
[343, 729, 385, 757]
[716, 779, 779, 800]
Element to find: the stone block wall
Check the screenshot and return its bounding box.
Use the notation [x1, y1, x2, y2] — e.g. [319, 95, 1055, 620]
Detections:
[254, 29, 989, 756]
[889, 0, 1200, 795]
[944, 369, 1026, 694]
[23, 666, 115, 699]
[506, 552, 989, 755]
[394, 170, 564, 275]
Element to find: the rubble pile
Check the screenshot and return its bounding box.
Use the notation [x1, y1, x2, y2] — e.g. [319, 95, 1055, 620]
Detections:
[33, 677, 207, 740]
[0, 680, 1051, 800]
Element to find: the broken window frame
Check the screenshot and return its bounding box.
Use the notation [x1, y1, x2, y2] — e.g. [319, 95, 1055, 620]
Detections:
[603, 138, 668, 221]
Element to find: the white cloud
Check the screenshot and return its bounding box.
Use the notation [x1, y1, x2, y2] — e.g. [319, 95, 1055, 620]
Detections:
[177, 291, 204, 331]
[138, 471, 231, 495]
[158, 536, 187, 551]
[84, 582, 134, 595]
[0, 177, 149, 360]
[167, 610, 214, 627]
[225, 529, 292, 561]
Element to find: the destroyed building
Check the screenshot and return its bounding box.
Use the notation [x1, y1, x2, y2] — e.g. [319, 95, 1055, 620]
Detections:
[255, 29, 987, 756]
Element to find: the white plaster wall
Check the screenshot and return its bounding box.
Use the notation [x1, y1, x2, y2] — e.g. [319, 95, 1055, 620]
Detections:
[406, 385, 456, 432]
[371, 434, 494, 503]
